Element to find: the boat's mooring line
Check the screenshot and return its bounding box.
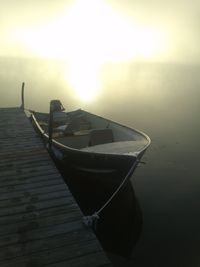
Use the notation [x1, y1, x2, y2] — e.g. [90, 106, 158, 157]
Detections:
[82, 157, 139, 229]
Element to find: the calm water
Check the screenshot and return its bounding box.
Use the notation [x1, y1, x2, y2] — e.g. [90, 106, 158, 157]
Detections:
[1, 57, 200, 266]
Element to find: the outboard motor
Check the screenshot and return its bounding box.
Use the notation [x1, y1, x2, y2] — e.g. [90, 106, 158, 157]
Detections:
[50, 100, 65, 112]
[50, 100, 69, 127]
[48, 100, 68, 147]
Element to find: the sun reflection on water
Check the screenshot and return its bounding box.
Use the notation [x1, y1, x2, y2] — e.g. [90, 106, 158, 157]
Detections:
[13, 0, 168, 102]
[67, 61, 101, 102]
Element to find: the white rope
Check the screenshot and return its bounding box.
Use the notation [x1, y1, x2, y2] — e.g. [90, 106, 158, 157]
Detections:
[82, 157, 139, 228]
[22, 108, 35, 114]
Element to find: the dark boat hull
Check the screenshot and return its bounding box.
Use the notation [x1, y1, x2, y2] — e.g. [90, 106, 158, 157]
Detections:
[54, 146, 136, 207]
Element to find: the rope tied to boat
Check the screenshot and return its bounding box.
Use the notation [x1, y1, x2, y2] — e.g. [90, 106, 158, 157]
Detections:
[82, 156, 140, 229]
[82, 212, 99, 229]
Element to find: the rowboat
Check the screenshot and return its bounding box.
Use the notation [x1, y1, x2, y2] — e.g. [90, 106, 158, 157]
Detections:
[31, 99, 150, 179]
[30, 99, 150, 209]
[30, 99, 150, 256]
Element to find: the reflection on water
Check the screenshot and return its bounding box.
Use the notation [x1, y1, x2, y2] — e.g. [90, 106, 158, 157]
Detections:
[60, 165, 143, 258]
[1, 57, 200, 266]
[95, 182, 143, 258]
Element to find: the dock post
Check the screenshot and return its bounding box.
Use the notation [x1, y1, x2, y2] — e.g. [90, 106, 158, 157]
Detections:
[21, 82, 25, 110]
[48, 102, 54, 149]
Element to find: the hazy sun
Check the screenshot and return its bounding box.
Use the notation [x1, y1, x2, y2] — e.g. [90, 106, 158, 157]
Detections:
[14, 0, 166, 101]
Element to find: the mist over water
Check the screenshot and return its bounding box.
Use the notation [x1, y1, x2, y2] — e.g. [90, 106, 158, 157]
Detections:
[0, 57, 70, 110]
[1, 57, 200, 266]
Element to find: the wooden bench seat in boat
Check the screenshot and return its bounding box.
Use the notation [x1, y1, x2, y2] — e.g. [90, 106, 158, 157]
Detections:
[55, 128, 114, 149]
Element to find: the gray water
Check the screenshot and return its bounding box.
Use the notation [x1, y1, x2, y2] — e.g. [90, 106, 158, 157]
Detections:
[1, 57, 200, 266]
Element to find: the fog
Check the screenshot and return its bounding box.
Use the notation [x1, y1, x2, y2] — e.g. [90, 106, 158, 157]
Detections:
[1, 0, 200, 62]
[107, 0, 200, 63]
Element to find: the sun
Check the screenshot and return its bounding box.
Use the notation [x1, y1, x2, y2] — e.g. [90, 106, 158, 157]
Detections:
[67, 61, 101, 102]
[14, 0, 167, 101]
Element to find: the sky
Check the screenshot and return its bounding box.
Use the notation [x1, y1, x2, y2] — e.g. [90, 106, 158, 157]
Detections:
[1, 0, 200, 63]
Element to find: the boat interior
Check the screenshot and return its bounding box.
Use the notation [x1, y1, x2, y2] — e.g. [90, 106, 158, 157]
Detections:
[35, 109, 149, 154]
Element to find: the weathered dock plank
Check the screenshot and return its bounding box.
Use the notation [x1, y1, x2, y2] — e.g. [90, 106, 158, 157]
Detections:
[0, 107, 112, 267]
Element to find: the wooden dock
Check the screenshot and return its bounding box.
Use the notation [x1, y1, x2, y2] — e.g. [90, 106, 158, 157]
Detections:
[0, 107, 112, 267]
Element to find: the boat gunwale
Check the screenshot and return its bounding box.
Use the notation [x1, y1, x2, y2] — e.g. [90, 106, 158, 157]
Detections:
[30, 110, 151, 158]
